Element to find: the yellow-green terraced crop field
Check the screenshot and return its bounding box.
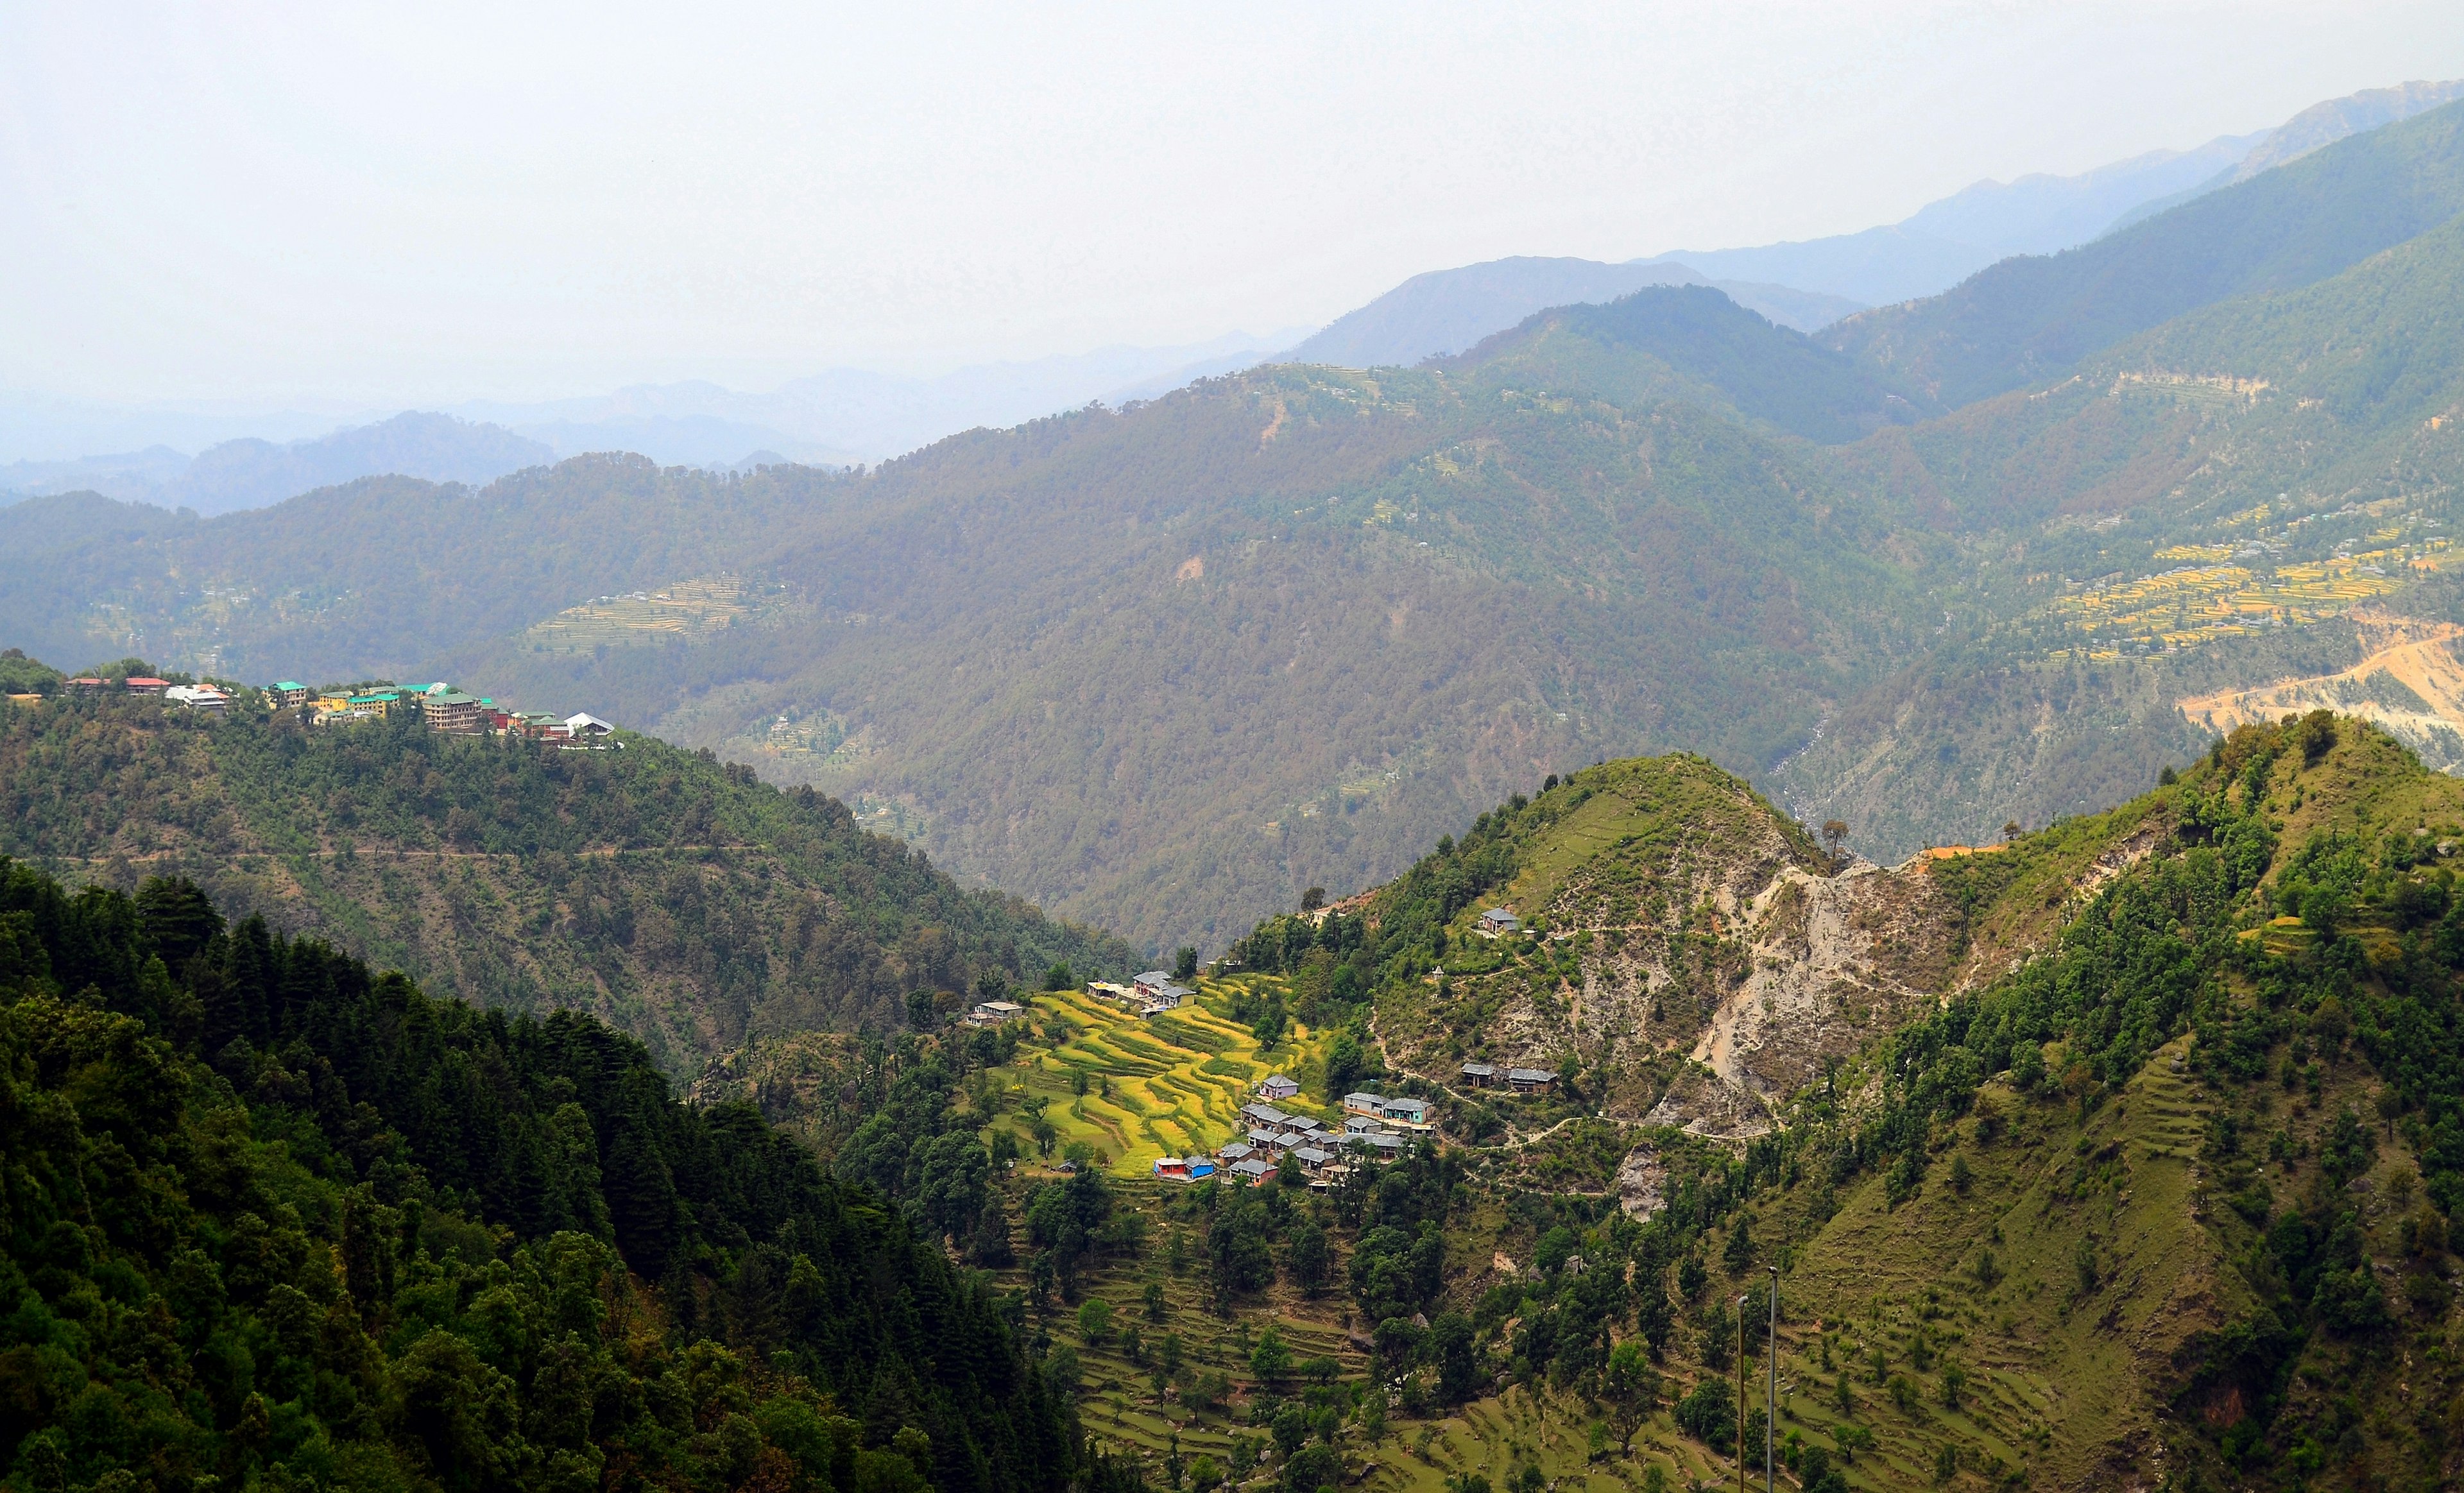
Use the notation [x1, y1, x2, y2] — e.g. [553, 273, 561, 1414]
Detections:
[986, 977, 1335, 1174]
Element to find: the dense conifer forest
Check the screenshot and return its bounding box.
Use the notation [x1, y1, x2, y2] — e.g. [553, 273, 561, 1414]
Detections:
[0, 855, 1130, 1493]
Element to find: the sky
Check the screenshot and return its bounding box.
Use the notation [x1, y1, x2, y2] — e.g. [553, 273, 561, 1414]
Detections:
[5, 1, 2464, 408]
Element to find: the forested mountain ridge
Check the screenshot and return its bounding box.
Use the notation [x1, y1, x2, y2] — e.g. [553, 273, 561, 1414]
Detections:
[1446, 285, 1930, 444]
[1770, 201, 2464, 849]
[0, 695, 1131, 1075]
[0, 854, 1097, 1493]
[1822, 95, 2464, 409]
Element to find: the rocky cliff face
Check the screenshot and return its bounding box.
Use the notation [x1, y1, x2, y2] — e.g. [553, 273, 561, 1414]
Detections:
[1374, 753, 2155, 1139]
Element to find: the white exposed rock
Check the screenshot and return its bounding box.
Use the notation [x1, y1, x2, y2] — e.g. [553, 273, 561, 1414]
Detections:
[1614, 1145, 1666, 1220]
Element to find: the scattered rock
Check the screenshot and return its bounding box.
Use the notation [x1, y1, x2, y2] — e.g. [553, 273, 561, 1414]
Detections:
[1614, 1145, 1668, 1220]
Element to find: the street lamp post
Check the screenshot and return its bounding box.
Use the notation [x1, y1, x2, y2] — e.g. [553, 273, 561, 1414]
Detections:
[1767, 1267, 1779, 1493]
[1735, 1295, 1748, 1493]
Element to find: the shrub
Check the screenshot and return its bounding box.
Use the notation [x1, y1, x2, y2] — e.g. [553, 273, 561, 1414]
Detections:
[1675, 1378, 1737, 1448]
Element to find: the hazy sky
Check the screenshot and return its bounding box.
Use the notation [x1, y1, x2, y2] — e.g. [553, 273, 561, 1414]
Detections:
[6, 1, 2464, 405]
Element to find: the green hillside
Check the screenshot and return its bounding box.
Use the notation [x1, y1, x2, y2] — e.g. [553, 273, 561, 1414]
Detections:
[1824, 96, 2464, 408]
[0, 692, 1132, 1075]
[726, 722, 2464, 1493]
[0, 855, 1091, 1493]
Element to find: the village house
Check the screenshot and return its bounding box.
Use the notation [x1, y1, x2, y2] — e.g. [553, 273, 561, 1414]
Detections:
[1343, 1115, 1385, 1137]
[321, 690, 402, 723]
[1256, 1073, 1301, 1102]
[1459, 1062, 1498, 1087]
[164, 685, 228, 713]
[1228, 1156, 1276, 1187]
[421, 688, 486, 735]
[122, 677, 171, 696]
[1507, 1067, 1559, 1093]
[1290, 1145, 1337, 1176]
[1217, 1140, 1257, 1165]
[267, 681, 310, 709]
[1478, 907, 1522, 937]
[1379, 1096, 1432, 1127]
[1152, 1156, 1216, 1181]
[1240, 1102, 1290, 1129]
[1245, 1127, 1287, 1152]
[1342, 1091, 1386, 1118]
[966, 1000, 1026, 1027]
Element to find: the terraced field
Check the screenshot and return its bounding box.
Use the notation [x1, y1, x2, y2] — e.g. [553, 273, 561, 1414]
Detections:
[518, 574, 778, 653]
[991, 975, 1336, 1174]
[1015, 1192, 1374, 1462]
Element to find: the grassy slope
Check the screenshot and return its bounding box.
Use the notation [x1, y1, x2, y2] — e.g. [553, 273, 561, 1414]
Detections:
[1342, 1043, 2224, 1493]
[1488, 755, 1824, 921]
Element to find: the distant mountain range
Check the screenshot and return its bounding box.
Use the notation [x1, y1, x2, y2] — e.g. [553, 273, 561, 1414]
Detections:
[0, 333, 1306, 512]
[1279, 259, 1865, 368]
[1286, 76, 2464, 371]
[9, 79, 2455, 520]
[450, 331, 1305, 467]
[0, 412, 552, 516]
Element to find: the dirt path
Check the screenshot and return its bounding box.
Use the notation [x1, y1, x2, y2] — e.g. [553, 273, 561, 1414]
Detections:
[33, 844, 762, 866]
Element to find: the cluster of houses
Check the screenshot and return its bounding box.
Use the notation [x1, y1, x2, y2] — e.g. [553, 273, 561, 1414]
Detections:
[56, 672, 620, 746]
[970, 969, 1195, 1029]
[1091, 968, 1197, 1019]
[279, 681, 615, 744]
[63, 675, 251, 715]
[1151, 1077, 1437, 1187]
